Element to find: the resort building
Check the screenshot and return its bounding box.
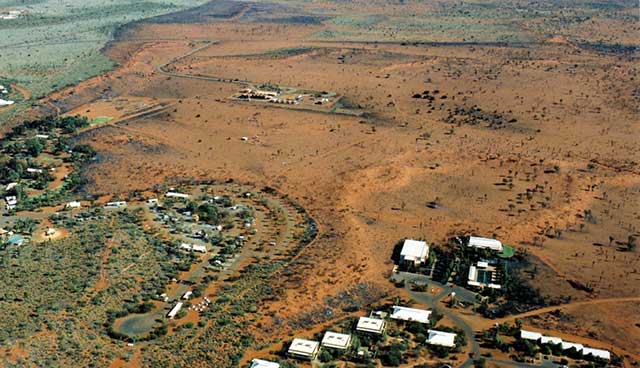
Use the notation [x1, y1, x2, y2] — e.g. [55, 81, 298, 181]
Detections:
[390, 306, 431, 324]
[399, 239, 429, 266]
[287, 338, 320, 360]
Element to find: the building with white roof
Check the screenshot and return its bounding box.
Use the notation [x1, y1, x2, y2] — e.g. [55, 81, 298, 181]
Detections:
[166, 191, 189, 199]
[520, 330, 542, 341]
[179, 243, 207, 253]
[356, 316, 386, 334]
[400, 239, 429, 266]
[5, 195, 17, 210]
[65, 201, 82, 209]
[321, 331, 352, 350]
[105, 201, 127, 209]
[582, 347, 611, 360]
[167, 302, 183, 319]
[520, 330, 610, 361]
[287, 338, 320, 360]
[390, 306, 431, 324]
[426, 329, 457, 347]
[561, 342, 584, 352]
[540, 336, 563, 345]
[467, 236, 503, 252]
[249, 359, 280, 368]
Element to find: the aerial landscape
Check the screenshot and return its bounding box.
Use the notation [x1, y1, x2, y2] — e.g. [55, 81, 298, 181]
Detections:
[0, 0, 638, 367]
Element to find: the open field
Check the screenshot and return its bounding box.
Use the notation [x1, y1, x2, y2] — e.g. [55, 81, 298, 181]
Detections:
[0, 0, 638, 367]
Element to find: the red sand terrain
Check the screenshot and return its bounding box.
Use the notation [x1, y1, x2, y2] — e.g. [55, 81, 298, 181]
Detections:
[9, 0, 639, 365]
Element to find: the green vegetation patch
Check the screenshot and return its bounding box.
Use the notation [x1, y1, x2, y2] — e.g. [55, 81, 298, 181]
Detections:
[91, 116, 113, 125]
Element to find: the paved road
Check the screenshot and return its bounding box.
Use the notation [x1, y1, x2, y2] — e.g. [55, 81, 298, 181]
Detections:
[393, 272, 567, 368]
[393, 272, 481, 367]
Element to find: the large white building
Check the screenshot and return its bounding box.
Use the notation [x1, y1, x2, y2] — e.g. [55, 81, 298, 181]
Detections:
[400, 239, 429, 266]
[356, 316, 386, 334]
[582, 347, 611, 360]
[287, 338, 320, 360]
[390, 306, 432, 324]
[467, 236, 503, 252]
[520, 330, 542, 341]
[520, 330, 610, 361]
[321, 331, 352, 350]
[249, 359, 280, 368]
[426, 330, 457, 347]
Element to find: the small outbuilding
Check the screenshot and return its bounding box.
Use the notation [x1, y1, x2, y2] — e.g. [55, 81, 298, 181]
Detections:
[249, 359, 280, 368]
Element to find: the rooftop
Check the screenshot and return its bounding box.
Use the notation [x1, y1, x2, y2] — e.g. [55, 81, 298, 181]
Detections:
[390, 305, 431, 324]
[321, 331, 351, 350]
[356, 316, 386, 334]
[400, 239, 429, 262]
[250, 359, 281, 368]
[426, 329, 456, 347]
[467, 236, 503, 251]
[288, 338, 319, 356]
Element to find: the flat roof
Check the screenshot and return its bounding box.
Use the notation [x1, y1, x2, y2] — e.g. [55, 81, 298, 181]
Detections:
[250, 359, 281, 368]
[356, 317, 386, 334]
[520, 330, 542, 341]
[179, 243, 207, 253]
[167, 302, 183, 318]
[540, 336, 563, 345]
[390, 306, 431, 324]
[400, 239, 429, 260]
[582, 347, 611, 360]
[321, 331, 351, 349]
[468, 236, 503, 251]
[561, 342, 584, 352]
[426, 329, 456, 347]
[288, 338, 319, 356]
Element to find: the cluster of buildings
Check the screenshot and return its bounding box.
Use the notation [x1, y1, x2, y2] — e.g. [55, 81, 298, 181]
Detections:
[398, 236, 506, 290]
[520, 329, 611, 361]
[0, 10, 26, 20]
[236, 88, 301, 105]
[251, 305, 459, 365]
